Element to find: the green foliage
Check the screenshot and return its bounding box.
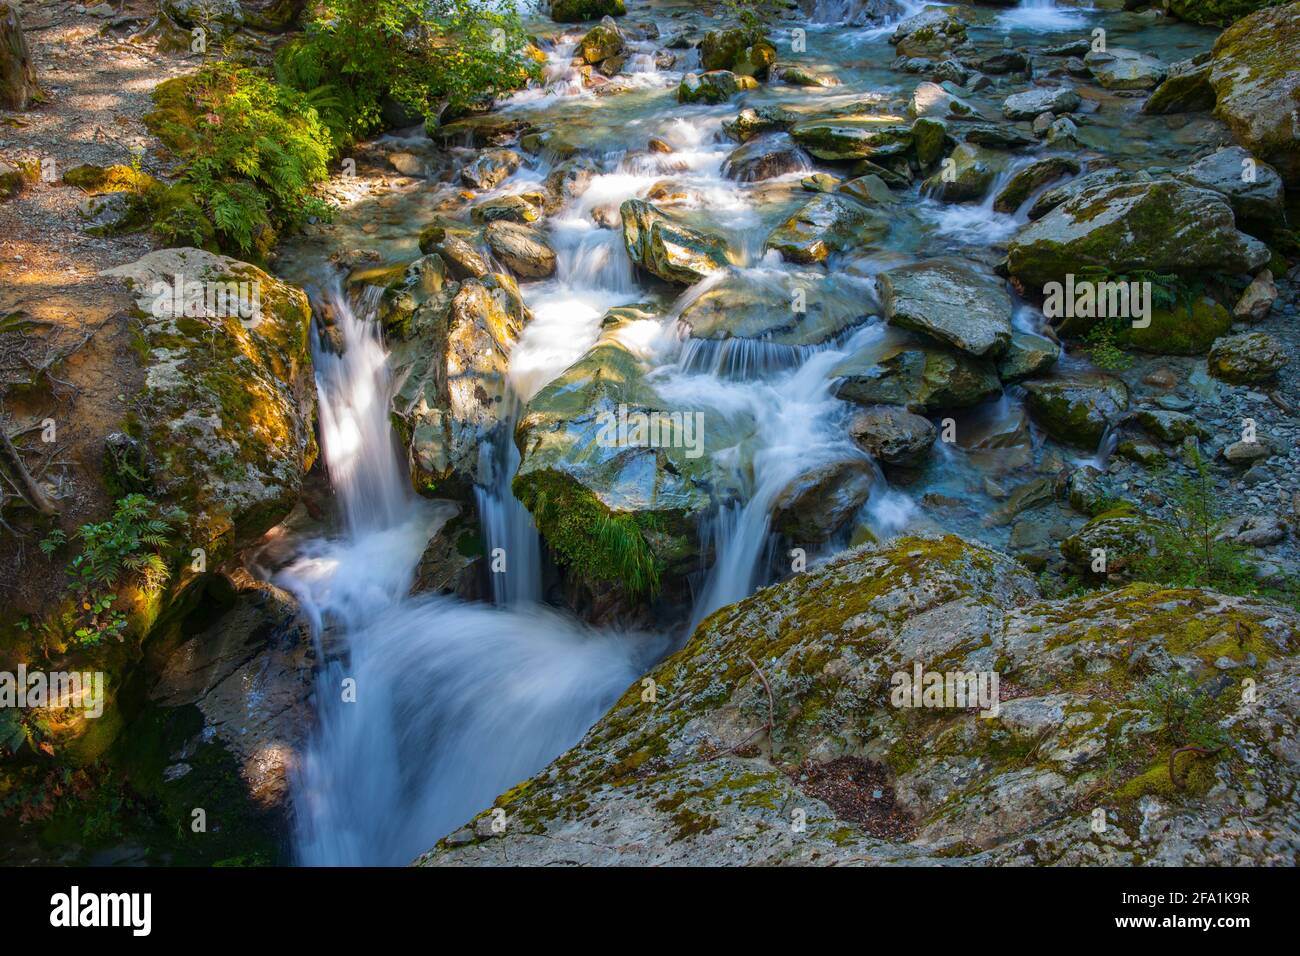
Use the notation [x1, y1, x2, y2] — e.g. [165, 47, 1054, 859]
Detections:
[145, 61, 335, 256]
[1140, 672, 1225, 749]
[1082, 322, 1133, 371]
[276, 0, 541, 141]
[1132, 447, 1255, 595]
[41, 495, 185, 646]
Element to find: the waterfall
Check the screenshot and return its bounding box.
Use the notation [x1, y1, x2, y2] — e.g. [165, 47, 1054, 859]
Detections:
[279, 284, 663, 866]
[998, 0, 1087, 32]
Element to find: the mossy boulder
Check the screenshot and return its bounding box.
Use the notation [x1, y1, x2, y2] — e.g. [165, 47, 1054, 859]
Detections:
[1207, 331, 1289, 384]
[1208, 2, 1300, 186]
[1060, 507, 1159, 578]
[1006, 179, 1270, 288]
[1022, 374, 1128, 449]
[1142, 56, 1216, 115]
[484, 221, 557, 279]
[1175, 146, 1285, 235]
[789, 117, 913, 161]
[100, 248, 316, 561]
[677, 70, 758, 105]
[418, 534, 1300, 865]
[1167, 0, 1279, 26]
[832, 329, 1003, 412]
[699, 28, 777, 80]
[677, 271, 872, 347]
[62, 163, 157, 195]
[620, 199, 731, 284]
[997, 330, 1059, 383]
[890, 8, 967, 59]
[922, 143, 1004, 203]
[1116, 296, 1232, 356]
[764, 194, 891, 264]
[578, 24, 623, 65]
[513, 308, 744, 596]
[992, 157, 1080, 214]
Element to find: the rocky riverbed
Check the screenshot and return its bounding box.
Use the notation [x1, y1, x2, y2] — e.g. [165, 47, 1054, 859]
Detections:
[2, 0, 1298, 866]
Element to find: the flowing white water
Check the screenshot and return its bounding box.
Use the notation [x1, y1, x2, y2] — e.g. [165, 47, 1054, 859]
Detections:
[998, 0, 1087, 32]
[282, 287, 663, 866]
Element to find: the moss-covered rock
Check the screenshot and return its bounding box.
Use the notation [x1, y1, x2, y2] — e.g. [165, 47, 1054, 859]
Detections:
[1207, 331, 1289, 384]
[677, 70, 758, 105]
[620, 199, 731, 284]
[551, 0, 625, 22]
[1022, 374, 1128, 449]
[417, 535, 1300, 866]
[1006, 179, 1270, 288]
[832, 329, 1003, 412]
[789, 117, 913, 162]
[1060, 507, 1159, 578]
[1116, 296, 1233, 356]
[699, 28, 777, 80]
[922, 143, 1005, 203]
[100, 248, 316, 562]
[765, 194, 891, 264]
[1208, 2, 1300, 186]
[578, 23, 623, 65]
[1168, 0, 1279, 26]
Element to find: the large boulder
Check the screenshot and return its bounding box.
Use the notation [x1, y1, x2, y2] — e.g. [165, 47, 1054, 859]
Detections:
[772, 459, 875, 541]
[484, 221, 557, 278]
[1022, 375, 1128, 449]
[699, 28, 777, 80]
[418, 535, 1300, 866]
[833, 329, 1003, 412]
[620, 199, 731, 284]
[1168, 0, 1278, 26]
[101, 248, 316, 559]
[578, 23, 623, 65]
[1175, 146, 1286, 234]
[890, 8, 967, 59]
[1006, 179, 1270, 288]
[849, 405, 937, 466]
[1142, 56, 1216, 115]
[879, 259, 1013, 358]
[765, 194, 890, 264]
[677, 70, 758, 105]
[677, 271, 873, 347]
[1208, 3, 1300, 186]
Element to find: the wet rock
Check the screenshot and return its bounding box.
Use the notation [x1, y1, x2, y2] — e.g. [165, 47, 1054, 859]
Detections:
[484, 221, 557, 278]
[997, 330, 1060, 383]
[962, 123, 1037, 149]
[986, 476, 1056, 527]
[779, 66, 840, 88]
[1026, 167, 1135, 220]
[880, 259, 1013, 358]
[1233, 270, 1277, 322]
[620, 199, 730, 284]
[677, 70, 758, 104]
[1007, 178, 1269, 288]
[849, 406, 937, 466]
[833, 331, 1003, 412]
[992, 157, 1080, 214]
[1209, 4, 1300, 186]
[801, 172, 840, 192]
[424, 233, 490, 280]
[471, 193, 542, 224]
[1176, 146, 1285, 234]
[1084, 48, 1168, 90]
[1002, 86, 1080, 120]
[765, 194, 891, 264]
[1142, 57, 1216, 114]
[890, 8, 967, 59]
[542, 158, 597, 211]
[1022, 375, 1128, 449]
[1207, 331, 1288, 384]
[772, 459, 875, 541]
[723, 105, 799, 142]
[387, 151, 425, 176]
[677, 271, 872, 347]
[579, 23, 623, 64]
[907, 81, 981, 120]
[1066, 465, 1111, 516]
[722, 133, 810, 182]
[700, 28, 776, 80]
[411, 502, 482, 598]
[789, 118, 913, 161]
[460, 149, 522, 190]
[922, 143, 1004, 202]
[911, 116, 948, 166]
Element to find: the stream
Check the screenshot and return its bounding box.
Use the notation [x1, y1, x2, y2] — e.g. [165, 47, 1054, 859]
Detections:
[263, 0, 1225, 864]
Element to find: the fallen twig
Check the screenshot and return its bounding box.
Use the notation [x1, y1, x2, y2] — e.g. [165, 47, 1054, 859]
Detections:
[1169, 744, 1223, 789]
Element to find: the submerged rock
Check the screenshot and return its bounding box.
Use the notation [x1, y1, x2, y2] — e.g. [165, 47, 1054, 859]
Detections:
[417, 534, 1300, 866]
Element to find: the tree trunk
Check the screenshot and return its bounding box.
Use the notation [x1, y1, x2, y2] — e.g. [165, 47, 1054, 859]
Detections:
[0, 3, 39, 111]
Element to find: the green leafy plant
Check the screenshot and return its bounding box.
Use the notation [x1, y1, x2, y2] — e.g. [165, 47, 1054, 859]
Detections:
[145, 61, 335, 257]
[722, 0, 784, 42]
[42, 494, 185, 646]
[1082, 321, 1133, 371]
[276, 0, 541, 142]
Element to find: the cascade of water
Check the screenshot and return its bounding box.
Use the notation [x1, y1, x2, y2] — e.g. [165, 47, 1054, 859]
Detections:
[997, 0, 1087, 32]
